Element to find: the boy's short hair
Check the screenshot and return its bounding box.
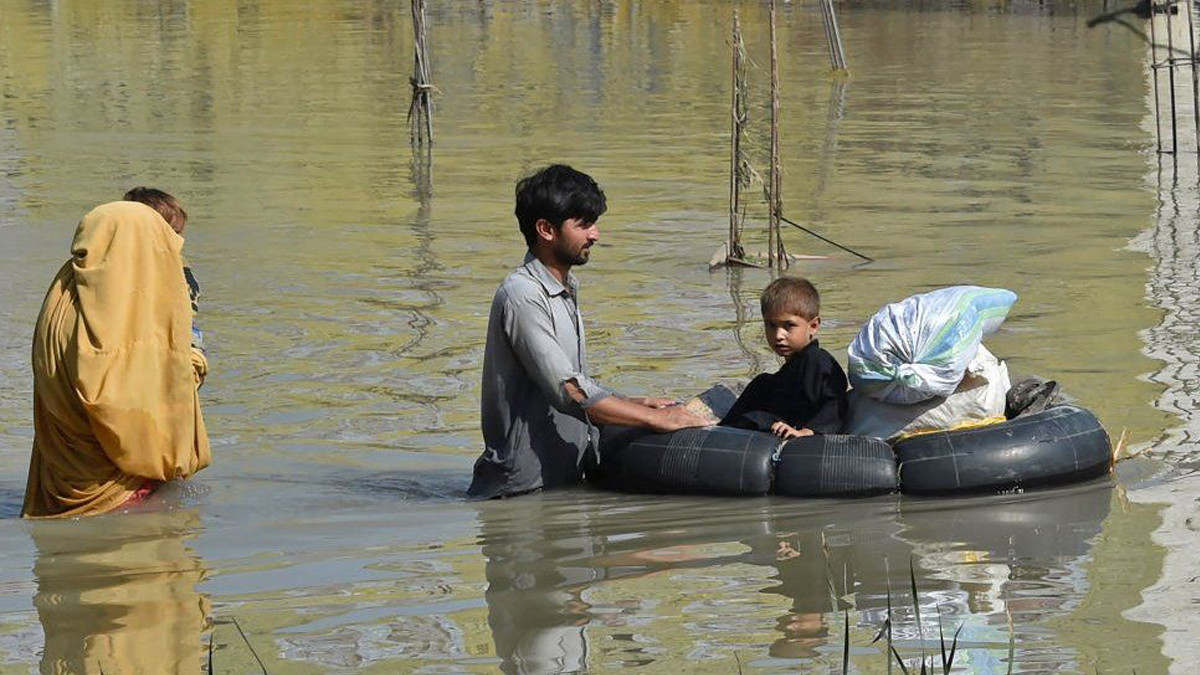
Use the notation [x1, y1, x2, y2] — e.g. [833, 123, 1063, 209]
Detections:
[514, 164, 607, 248]
[123, 187, 188, 234]
[761, 277, 821, 320]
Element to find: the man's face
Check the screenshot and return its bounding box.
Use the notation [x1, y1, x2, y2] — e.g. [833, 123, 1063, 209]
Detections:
[550, 217, 599, 266]
[762, 311, 820, 358]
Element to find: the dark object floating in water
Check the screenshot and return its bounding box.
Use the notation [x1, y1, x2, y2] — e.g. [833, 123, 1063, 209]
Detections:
[775, 434, 897, 497]
[894, 404, 1111, 495]
[593, 404, 1110, 498]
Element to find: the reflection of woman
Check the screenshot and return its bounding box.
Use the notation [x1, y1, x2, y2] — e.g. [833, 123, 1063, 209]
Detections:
[22, 201, 210, 518]
[31, 509, 209, 674]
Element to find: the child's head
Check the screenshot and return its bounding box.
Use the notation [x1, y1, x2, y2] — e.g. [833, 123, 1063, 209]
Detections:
[123, 187, 188, 235]
[760, 277, 821, 358]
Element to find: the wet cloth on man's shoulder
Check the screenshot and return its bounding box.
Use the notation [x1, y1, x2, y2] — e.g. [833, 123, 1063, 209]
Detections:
[470, 253, 612, 499]
[720, 340, 848, 434]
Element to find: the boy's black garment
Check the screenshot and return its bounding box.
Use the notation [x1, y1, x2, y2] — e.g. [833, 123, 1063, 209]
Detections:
[720, 339, 848, 434]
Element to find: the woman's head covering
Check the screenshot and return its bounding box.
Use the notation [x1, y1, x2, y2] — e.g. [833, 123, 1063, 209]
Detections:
[23, 201, 210, 518]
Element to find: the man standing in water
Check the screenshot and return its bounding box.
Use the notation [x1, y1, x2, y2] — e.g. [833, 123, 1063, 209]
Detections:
[470, 164, 711, 499]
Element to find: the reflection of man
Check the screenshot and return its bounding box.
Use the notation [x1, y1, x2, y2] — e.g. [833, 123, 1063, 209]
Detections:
[470, 164, 709, 499]
[478, 499, 596, 674]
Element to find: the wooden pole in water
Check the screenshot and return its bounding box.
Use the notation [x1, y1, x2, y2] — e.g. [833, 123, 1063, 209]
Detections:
[768, 0, 787, 269]
[1186, 0, 1200, 161]
[408, 0, 434, 151]
[729, 11, 747, 262]
[1166, 0, 1180, 155]
[1151, 4, 1165, 154]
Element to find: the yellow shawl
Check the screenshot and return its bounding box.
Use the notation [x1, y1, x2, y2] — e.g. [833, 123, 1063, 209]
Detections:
[23, 201, 210, 519]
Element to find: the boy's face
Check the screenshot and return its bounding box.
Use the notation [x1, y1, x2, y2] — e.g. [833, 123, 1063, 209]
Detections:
[763, 310, 820, 359]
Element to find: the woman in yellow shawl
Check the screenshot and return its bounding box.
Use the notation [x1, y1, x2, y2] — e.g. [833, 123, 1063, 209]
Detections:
[22, 201, 211, 518]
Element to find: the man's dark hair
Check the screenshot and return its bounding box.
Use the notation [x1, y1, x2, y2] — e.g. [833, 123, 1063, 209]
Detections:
[514, 164, 607, 248]
[761, 277, 821, 320]
[123, 187, 188, 234]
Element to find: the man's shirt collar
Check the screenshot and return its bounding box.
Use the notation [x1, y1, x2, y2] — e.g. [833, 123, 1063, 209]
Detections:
[523, 251, 577, 297]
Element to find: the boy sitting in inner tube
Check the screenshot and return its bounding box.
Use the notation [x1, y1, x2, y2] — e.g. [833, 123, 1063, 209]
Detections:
[720, 277, 849, 439]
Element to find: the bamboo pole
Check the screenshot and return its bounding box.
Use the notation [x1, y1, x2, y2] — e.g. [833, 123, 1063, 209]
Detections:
[408, 0, 434, 151]
[1186, 0, 1200, 161]
[728, 11, 748, 262]
[1167, 0, 1180, 155]
[1151, 3, 1165, 154]
[768, 0, 787, 269]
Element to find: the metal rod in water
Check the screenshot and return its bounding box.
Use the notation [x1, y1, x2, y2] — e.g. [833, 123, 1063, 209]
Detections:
[827, 0, 849, 71]
[819, 0, 838, 69]
[818, 0, 848, 71]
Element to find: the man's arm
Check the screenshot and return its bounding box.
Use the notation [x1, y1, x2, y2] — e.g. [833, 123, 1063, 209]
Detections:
[501, 290, 709, 432]
[564, 381, 710, 432]
[504, 291, 613, 412]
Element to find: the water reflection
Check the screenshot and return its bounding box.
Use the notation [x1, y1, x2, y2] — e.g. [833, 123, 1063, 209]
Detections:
[0, 0, 1181, 670]
[477, 483, 1114, 672]
[30, 509, 209, 674]
[479, 498, 593, 674]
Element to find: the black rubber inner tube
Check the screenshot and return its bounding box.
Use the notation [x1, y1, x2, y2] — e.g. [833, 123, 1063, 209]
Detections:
[774, 434, 898, 497]
[593, 425, 778, 496]
[593, 404, 1111, 498]
[894, 404, 1112, 495]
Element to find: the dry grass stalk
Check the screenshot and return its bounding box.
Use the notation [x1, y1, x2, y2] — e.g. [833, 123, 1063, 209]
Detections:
[1112, 427, 1130, 466]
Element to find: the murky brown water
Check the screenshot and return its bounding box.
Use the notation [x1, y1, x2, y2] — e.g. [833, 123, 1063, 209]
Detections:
[0, 1, 1185, 672]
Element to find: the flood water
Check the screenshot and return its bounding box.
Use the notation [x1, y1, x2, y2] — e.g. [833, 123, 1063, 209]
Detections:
[0, 1, 1189, 672]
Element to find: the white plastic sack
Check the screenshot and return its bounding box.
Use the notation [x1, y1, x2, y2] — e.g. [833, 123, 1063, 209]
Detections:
[844, 345, 1011, 441]
[848, 286, 1017, 404]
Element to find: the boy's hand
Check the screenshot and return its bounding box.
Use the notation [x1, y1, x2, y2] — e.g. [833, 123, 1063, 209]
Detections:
[770, 422, 814, 439]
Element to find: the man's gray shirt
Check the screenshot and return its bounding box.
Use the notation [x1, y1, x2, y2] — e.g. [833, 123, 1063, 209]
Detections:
[469, 253, 612, 498]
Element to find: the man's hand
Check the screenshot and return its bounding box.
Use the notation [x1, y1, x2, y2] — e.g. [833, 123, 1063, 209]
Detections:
[627, 396, 679, 409]
[581, 392, 713, 431]
[648, 404, 713, 433]
[770, 421, 813, 440]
